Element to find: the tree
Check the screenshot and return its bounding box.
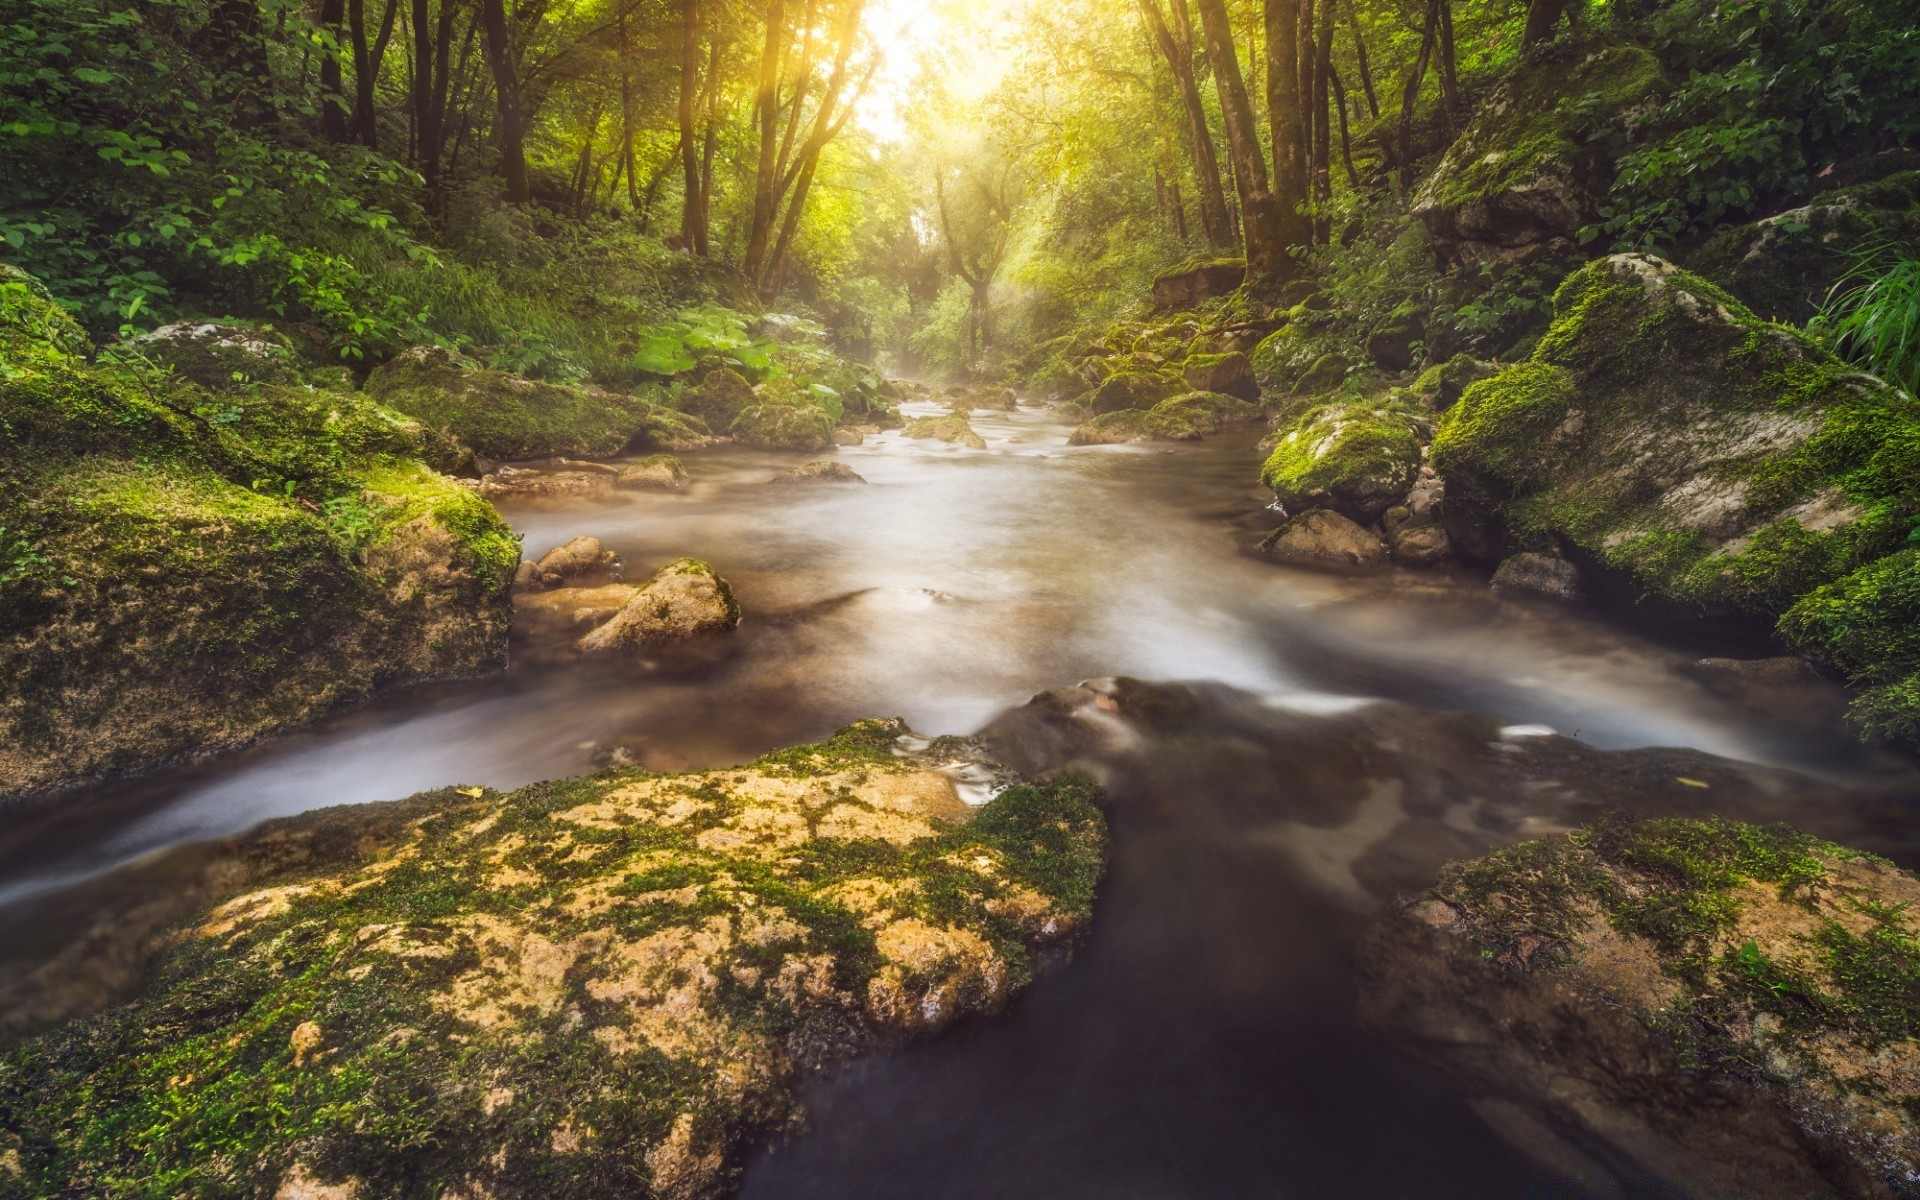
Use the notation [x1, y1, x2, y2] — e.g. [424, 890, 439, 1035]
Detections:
[934, 156, 1021, 362]
[1138, 0, 1234, 247]
[478, 0, 531, 203]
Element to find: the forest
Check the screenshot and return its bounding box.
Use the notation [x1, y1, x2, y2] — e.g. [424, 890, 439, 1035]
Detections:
[3, 0, 1920, 1195]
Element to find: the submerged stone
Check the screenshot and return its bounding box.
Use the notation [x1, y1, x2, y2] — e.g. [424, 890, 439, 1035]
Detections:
[577, 557, 740, 652]
[616, 454, 690, 491]
[1258, 508, 1388, 568]
[770, 460, 866, 485]
[902, 414, 986, 449]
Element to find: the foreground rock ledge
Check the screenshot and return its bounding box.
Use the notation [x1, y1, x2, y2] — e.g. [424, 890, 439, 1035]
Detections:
[1359, 816, 1920, 1198]
[0, 720, 1104, 1199]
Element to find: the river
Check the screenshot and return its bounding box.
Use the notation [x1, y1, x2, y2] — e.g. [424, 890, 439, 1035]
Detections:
[2, 397, 1915, 1196]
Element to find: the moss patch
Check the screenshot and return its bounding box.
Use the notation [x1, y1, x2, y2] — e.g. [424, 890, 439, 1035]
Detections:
[1262, 400, 1427, 523]
[366, 345, 655, 460]
[0, 721, 1105, 1199]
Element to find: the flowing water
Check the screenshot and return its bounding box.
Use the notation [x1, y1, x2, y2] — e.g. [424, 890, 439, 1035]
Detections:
[4, 398, 1917, 1195]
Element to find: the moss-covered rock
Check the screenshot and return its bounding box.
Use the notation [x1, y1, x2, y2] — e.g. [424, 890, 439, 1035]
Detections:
[1152, 256, 1246, 308]
[366, 345, 656, 460]
[0, 721, 1105, 1199]
[730, 402, 836, 451]
[1088, 368, 1185, 415]
[1412, 39, 1665, 267]
[1409, 352, 1497, 411]
[1364, 311, 1426, 372]
[1687, 170, 1920, 325]
[125, 320, 306, 392]
[1781, 550, 1920, 744]
[1181, 352, 1258, 401]
[1432, 254, 1920, 662]
[0, 286, 518, 800]
[1261, 401, 1428, 524]
[1361, 815, 1920, 1196]
[577, 557, 739, 652]
[640, 403, 715, 451]
[0, 263, 89, 364]
[902, 414, 987, 449]
[675, 366, 757, 428]
[1068, 391, 1259, 445]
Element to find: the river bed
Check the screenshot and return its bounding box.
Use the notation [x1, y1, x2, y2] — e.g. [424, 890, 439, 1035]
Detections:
[2, 398, 1915, 1195]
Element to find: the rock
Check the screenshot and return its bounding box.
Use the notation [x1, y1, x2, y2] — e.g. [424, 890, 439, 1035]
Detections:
[1387, 521, 1451, 566]
[639, 405, 714, 451]
[1359, 815, 1920, 1197]
[966, 385, 1019, 411]
[1289, 352, 1354, 397]
[0, 274, 518, 799]
[127, 321, 304, 391]
[1088, 369, 1185, 415]
[1681, 656, 1852, 733]
[577, 558, 739, 651]
[1152, 256, 1246, 308]
[832, 428, 864, 446]
[769, 460, 865, 485]
[471, 466, 609, 501]
[1261, 401, 1427, 525]
[675, 366, 757, 428]
[1432, 252, 1920, 651]
[1069, 391, 1260, 445]
[902, 415, 986, 449]
[513, 581, 641, 634]
[1408, 353, 1496, 411]
[615, 455, 689, 491]
[366, 345, 657, 460]
[0, 720, 1104, 1198]
[1412, 40, 1664, 270]
[729, 403, 835, 451]
[529, 536, 620, 590]
[1687, 170, 1920, 324]
[1364, 312, 1425, 372]
[1490, 552, 1583, 601]
[1181, 352, 1259, 401]
[1258, 509, 1388, 568]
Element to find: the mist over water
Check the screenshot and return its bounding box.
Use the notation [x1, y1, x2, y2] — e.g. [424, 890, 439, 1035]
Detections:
[2, 399, 1913, 1195]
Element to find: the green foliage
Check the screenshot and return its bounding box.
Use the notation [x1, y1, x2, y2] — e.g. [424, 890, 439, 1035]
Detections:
[1810, 247, 1920, 398]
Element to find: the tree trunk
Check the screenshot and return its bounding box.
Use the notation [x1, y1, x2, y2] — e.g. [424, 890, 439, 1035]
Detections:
[1258, 0, 1313, 268]
[1312, 0, 1335, 239]
[1396, 0, 1440, 179]
[319, 0, 350, 139]
[1330, 67, 1359, 188]
[478, 0, 529, 204]
[1524, 0, 1566, 45]
[349, 0, 400, 148]
[677, 0, 706, 251]
[1437, 0, 1460, 120]
[1140, 0, 1234, 248]
[1343, 0, 1378, 119]
[743, 0, 787, 283]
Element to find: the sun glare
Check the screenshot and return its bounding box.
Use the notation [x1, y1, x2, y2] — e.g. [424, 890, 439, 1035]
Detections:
[858, 0, 1030, 142]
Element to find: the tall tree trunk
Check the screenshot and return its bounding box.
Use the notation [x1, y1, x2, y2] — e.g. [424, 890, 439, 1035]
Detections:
[1437, 0, 1460, 121]
[349, 0, 400, 147]
[1396, 0, 1440, 179]
[478, 0, 530, 204]
[698, 35, 722, 239]
[1172, 177, 1190, 240]
[1524, 0, 1567, 45]
[743, 0, 787, 282]
[319, 0, 350, 139]
[1258, 0, 1313, 269]
[1194, 0, 1293, 283]
[1330, 67, 1359, 188]
[677, 0, 707, 251]
[1343, 0, 1378, 119]
[1312, 0, 1335, 240]
[1140, 0, 1234, 248]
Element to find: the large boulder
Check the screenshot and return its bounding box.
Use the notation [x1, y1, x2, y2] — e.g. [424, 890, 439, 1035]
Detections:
[1257, 509, 1388, 568]
[1152, 256, 1246, 308]
[730, 402, 836, 451]
[1261, 401, 1428, 524]
[577, 557, 740, 652]
[0, 279, 518, 800]
[126, 320, 305, 391]
[0, 721, 1104, 1199]
[1360, 815, 1920, 1197]
[1088, 369, 1185, 415]
[367, 345, 655, 460]
[675, 366, 757, 428]
[1688, 170, 1920, 325]
[1181, 352, 1258, 401]
[1432, 254, 1920, 653]
[902, 414, 987, 449]
[1409, 353, 1497, 411]
[1070, 391, 1260, 445]
[1413, 40, 1664, 270]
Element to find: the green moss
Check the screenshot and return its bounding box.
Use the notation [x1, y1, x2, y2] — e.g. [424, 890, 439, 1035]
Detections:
[675, 366, 756, 427]
[365, 345, 652, 460]
[1152, 255, 1246, 285]
[1409, 353, 1496, 410]
[730, 402, 835, 451]
[1782, 550, 1920, 740]
[0, 725, 1106, 1198]
[1089, 369, 1183, 414]
[0, 262, 89, 364]
[1431, 361, 1577, 490]
[1262, 400, 1426, 522]
[902, 414, 986, 448]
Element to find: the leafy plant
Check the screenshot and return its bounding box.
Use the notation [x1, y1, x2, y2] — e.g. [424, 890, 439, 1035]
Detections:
[1810, 246, 1920, 397]
[322, 493, 379, 554]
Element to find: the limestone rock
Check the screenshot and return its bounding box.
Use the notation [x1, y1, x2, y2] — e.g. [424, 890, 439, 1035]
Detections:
[902, 415, 986, 449]
[577, 558, 740, 652]
[1152, 257, 1245, 308]
[367, 345, 656, 460]
[1259, 509, 1388, 568]
[729, 403, 835, 452]
[527, 536, 620, 591]
[1359, 816, 1920, 1198]
[1262, 402, 1428, 525]
[770, 461, 866, 485]
[1490, 552, 1584, 601]
[616, 455, 689, 491]
[1181, 352, 1258, 401]
[129, 321, 304, 392]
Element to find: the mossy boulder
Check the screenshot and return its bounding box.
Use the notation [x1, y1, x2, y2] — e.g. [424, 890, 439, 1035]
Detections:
[675, 366, 758, 428]
[639, 403, 715, 451]
[1361, 815, 1920, 1196]
[1782, 550, 1920, 745]
[903, 414, 987, 449]
[1410, 353, 1498, 411]
[1364, 311, 1426, 372]
[1069, 391, 1259, 445]
[1181, 351, 1258, 401]
[1089, 369, 1185, 415]
[1261, 401, 1428, 524]
[1152, 256, 1246, 308]
[0, 286, 518, 800]
[730, 402, 836, 451]
[1433, 254, 1920, 653]
[577, 557, 740, 652]
[0, 721, 1105, 1199]
[0, 263, 88, 363]
[366, 345, 655, 460]
[1687, 170, 1920, 325]
[616, 454, 690, 491]
[125, 320, 305, 392]
[1412, 39, 1665, 268]
[1249, 323, 1316, 392]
